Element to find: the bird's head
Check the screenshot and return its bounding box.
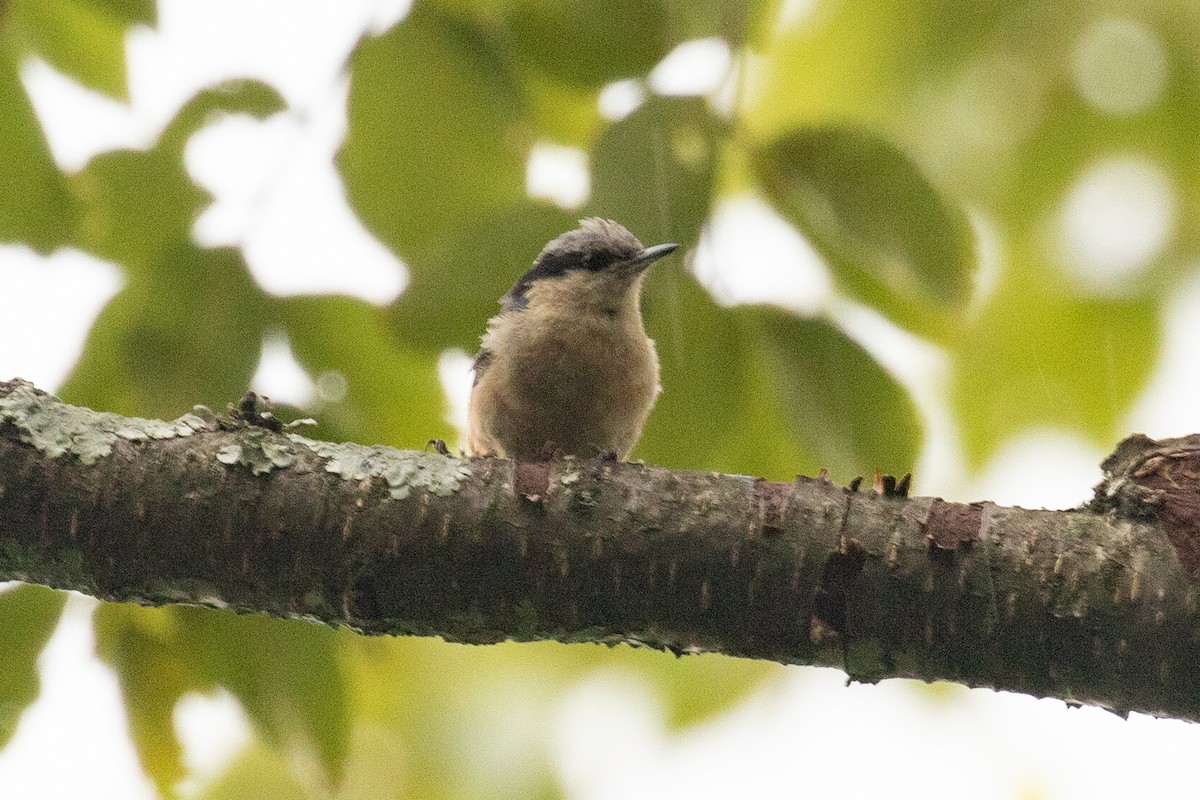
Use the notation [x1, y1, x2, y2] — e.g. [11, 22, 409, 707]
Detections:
[503, 218, 678, 315]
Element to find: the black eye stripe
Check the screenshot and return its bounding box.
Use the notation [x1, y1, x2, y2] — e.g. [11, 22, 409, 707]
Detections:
[535, 247, 621, 279]
[584, 250, 620, 271]
[501, 220, 644, 312]
[539, 249, 581, 277]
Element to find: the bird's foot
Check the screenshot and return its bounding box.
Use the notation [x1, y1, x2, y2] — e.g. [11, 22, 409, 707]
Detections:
[426, 439, 452, 457]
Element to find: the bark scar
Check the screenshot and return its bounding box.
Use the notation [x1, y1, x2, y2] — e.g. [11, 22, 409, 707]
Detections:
[924, 499, 983, 552]
[811, 540, 866, 637]
[514, 461, 551, 502]
[811, 487, 866, 638]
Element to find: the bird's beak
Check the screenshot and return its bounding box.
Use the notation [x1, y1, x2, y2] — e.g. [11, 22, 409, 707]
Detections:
[628, 242, 679, 272]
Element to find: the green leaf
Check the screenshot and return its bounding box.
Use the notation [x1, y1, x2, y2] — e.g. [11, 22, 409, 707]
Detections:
[636, 277, 752, 472]
[988, 82, 1200, 269]
[0, 584, 66, 747]
[346, 634, 777, 799]
[0, 58, 78, 252]
[639, 278, 920, 481]
[658, 653, 779, 729]
[749, 304, 921, 478]
[951, 264, 1159, 467]
[196, 743, 312, 800]
[174, 608, 351, 790]
[346, 635, 770, 799]
[339, 4, 528, 261]
[755, 127, 975, 343]
[662, 0, 768, 48]
[61, 81, 285, 417]
[81, 0, 155, 25]
[354, 637, 550, 800]
[330, 724, 414, 800]
[94, 603, 197, 798]
[97, 604, 352, 793]
[745, 2, 1200, 464]
[589, 95, 725, 250]
[68, 80, 283, 269]
[60, 246, 267, 420]
[520, 69, 602, 149]
[276, 295, 449, 449]
[157, 80, 287, 157]
[505, 0, 670, 89]
[6, 0, 131, 98]
[386, 203, 578, 353]
[937, 82, 1190, 464]
[69, 148, 204, 268]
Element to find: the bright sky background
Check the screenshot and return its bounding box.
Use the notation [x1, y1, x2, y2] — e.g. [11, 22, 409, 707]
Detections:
[4, 1, 1200, 798]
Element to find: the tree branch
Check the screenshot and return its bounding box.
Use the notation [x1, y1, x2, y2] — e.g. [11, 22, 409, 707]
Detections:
[2, 379, 1199, 721]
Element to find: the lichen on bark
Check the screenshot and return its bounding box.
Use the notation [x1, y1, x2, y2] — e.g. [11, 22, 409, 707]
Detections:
[294, 436, 472, 499]
[217, 429, 299, 475]
[0, 379, 210, 464]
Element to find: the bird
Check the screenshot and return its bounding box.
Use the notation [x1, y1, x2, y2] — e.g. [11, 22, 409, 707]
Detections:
[467, 218, 678, 461]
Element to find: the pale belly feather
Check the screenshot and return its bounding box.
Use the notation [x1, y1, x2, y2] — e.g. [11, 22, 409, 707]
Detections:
[478, 314, 659, 459]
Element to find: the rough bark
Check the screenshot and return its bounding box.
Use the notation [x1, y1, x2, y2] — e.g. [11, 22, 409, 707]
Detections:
[3, 378, 1200, 722]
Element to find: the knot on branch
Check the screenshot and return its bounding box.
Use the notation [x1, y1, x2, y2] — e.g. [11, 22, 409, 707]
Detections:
[1093, 433, 1200, 575]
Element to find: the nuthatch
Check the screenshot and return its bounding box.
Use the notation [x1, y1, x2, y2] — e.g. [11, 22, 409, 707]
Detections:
[467, 218, 678, 461]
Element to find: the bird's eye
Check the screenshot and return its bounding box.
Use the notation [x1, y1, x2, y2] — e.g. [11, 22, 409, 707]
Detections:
[586, 251, 618, 272]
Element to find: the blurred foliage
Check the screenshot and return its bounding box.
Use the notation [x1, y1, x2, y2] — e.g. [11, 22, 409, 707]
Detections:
[0, 0, 151, 247]
[2, 0, 1198, 795]
[754, 127, 975, 344]
[747, 0, 1200, 462]
[95, 604, 351, 798]
[60, 82, 283, 418]
[0, 584, 65, 747]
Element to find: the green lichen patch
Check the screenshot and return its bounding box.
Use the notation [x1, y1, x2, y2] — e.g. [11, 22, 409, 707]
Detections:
[0, 381, 211, 464]
[217, 429, 297, 475]
[291, 437, 471, 500]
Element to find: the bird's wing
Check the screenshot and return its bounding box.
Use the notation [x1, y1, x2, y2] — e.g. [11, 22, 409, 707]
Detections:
[471, 348, 493, 387]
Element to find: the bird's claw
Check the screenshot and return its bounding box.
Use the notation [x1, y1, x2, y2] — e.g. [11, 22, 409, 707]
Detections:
[426, 439, 452, 457]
